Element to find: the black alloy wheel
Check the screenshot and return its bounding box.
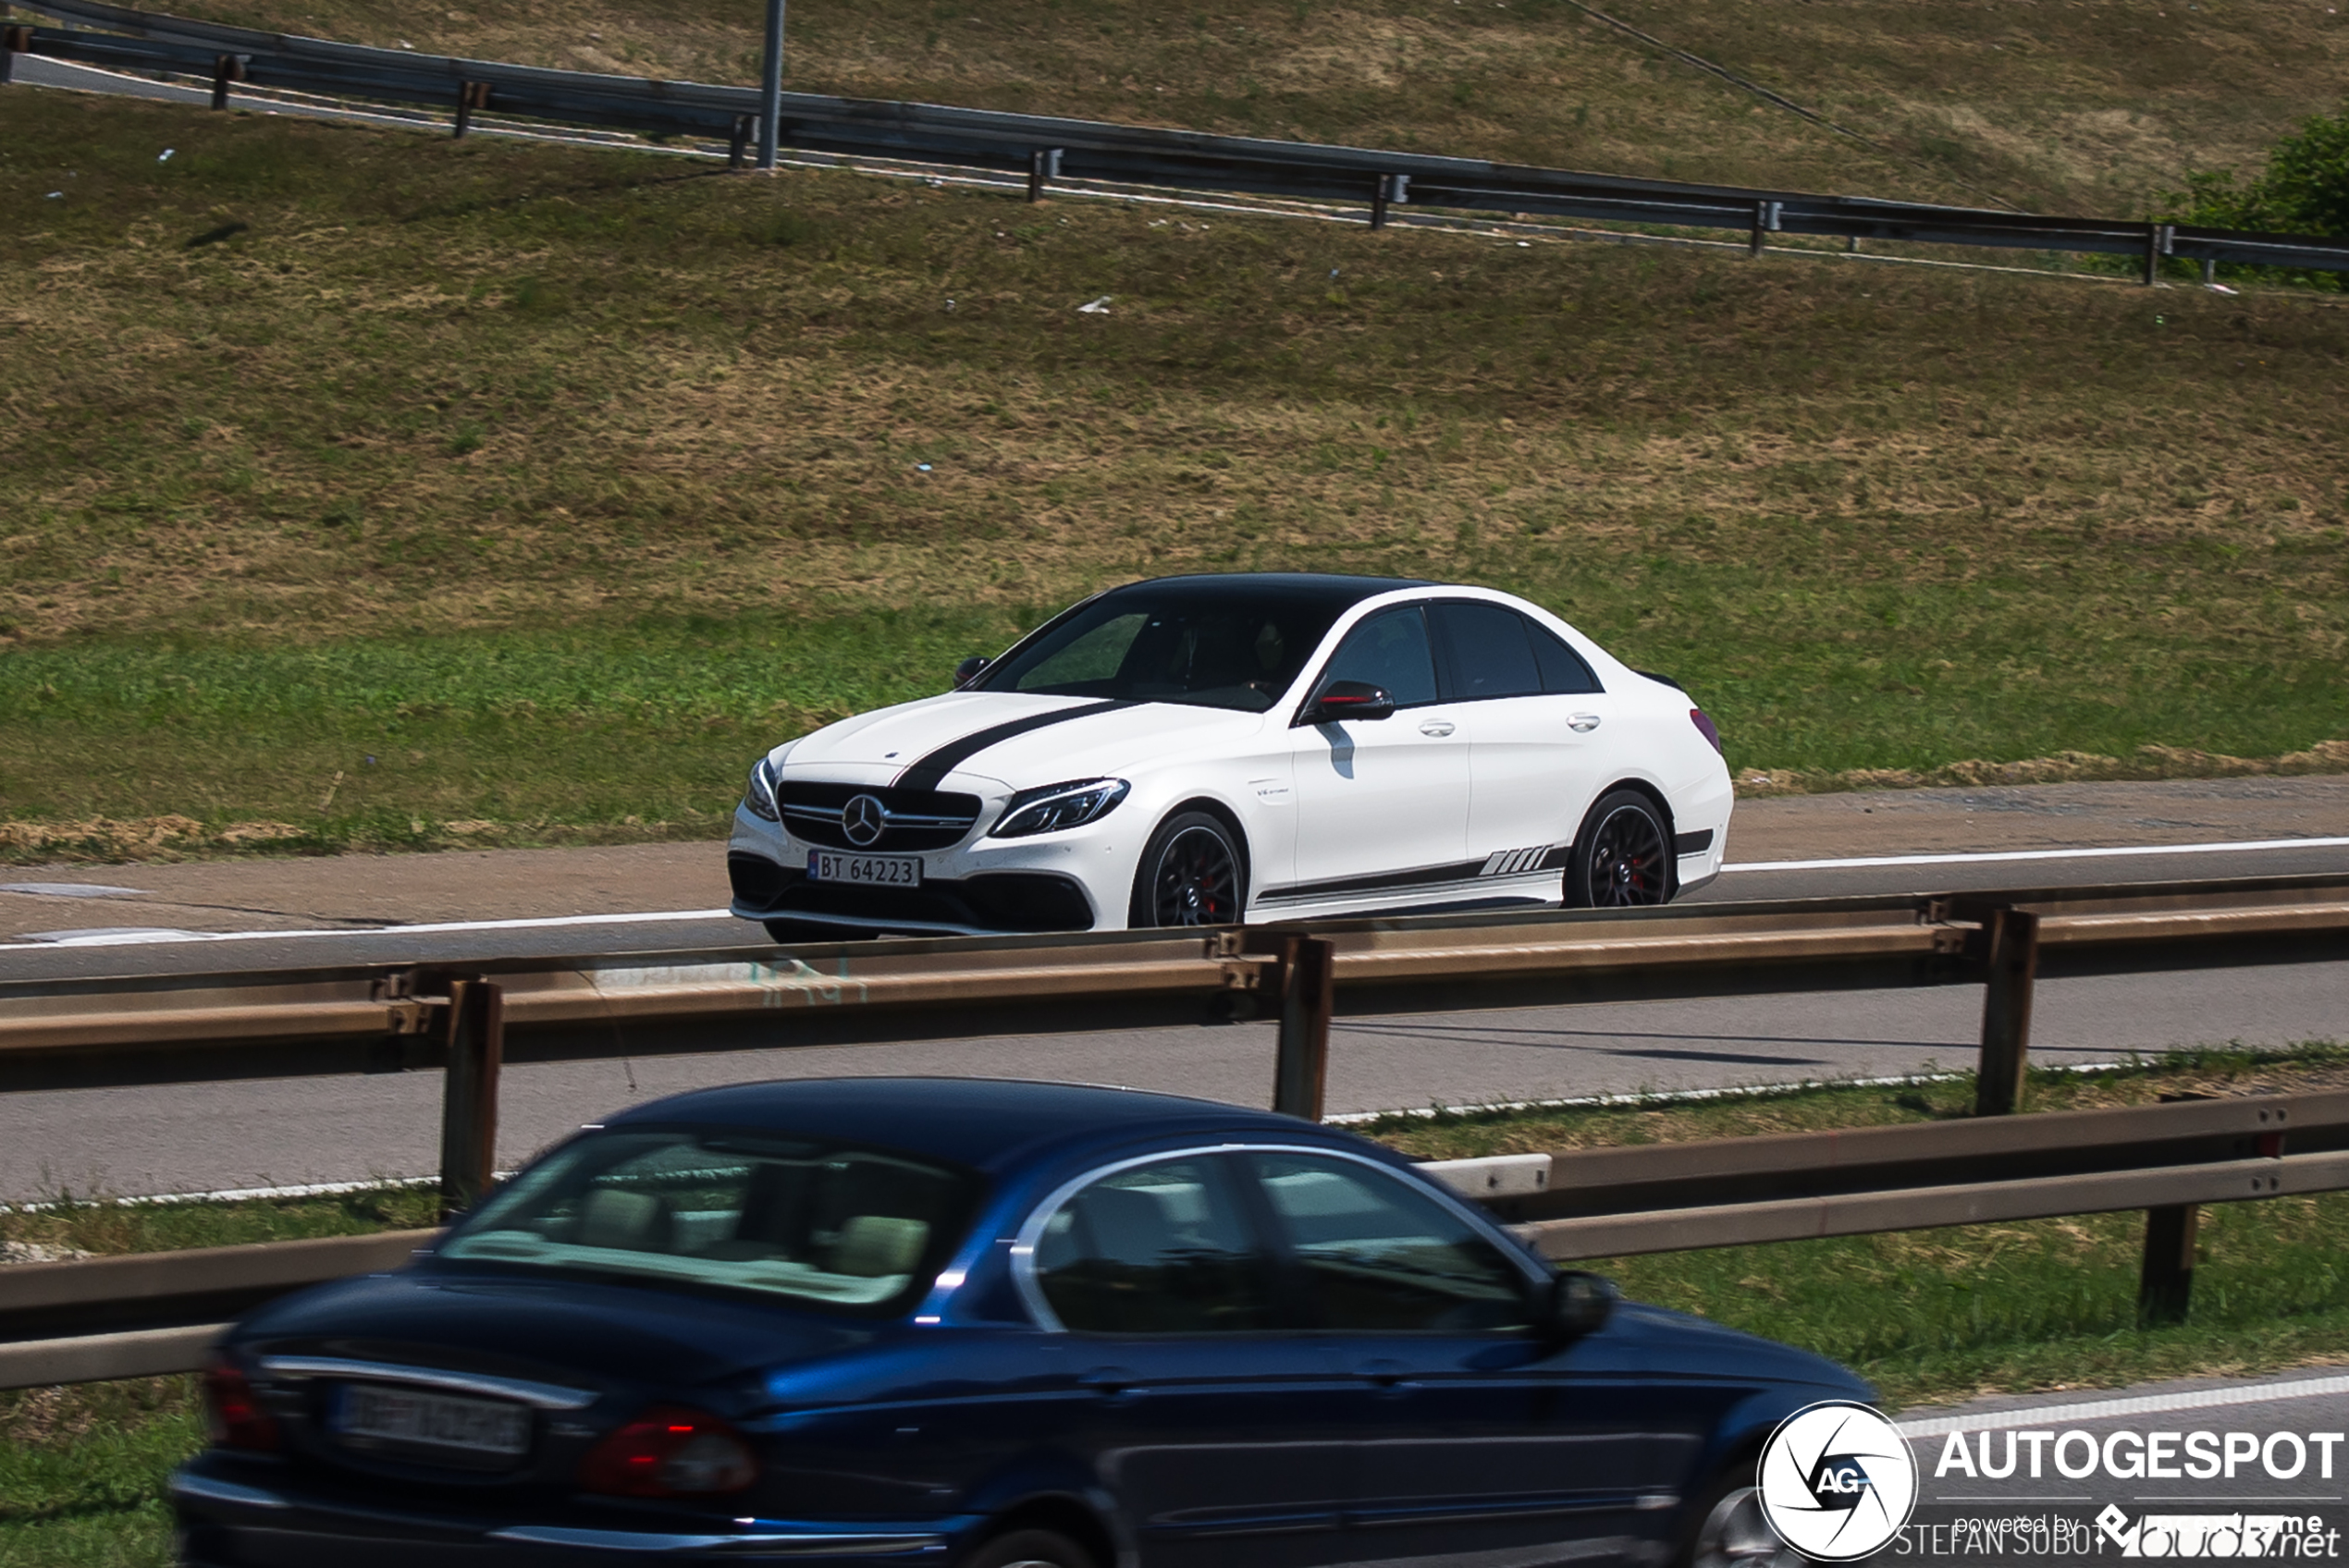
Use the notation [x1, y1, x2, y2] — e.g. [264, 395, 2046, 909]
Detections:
[1567, 789, 1674, 908]
[1131, 812, 1245, 928]
[963, 1528, 1098, 1568]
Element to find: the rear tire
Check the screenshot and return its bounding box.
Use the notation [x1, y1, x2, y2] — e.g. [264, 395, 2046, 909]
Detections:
[962, 1527, 1097, 1568]
[1128, 811, 1246, 927]
[1565, 789, 1675, 908]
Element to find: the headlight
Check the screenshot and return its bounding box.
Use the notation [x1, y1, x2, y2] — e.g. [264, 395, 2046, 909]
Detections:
[742, 756, 781, 822]
[990, 778, 1130, 839]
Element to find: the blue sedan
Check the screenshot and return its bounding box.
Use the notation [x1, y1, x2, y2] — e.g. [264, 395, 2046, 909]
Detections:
[172, 1078, 1863, 1567]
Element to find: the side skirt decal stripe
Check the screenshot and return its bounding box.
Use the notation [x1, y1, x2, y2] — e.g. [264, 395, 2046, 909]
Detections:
[892, 699, 1138, 791]
[1260, 846, 1567, 904]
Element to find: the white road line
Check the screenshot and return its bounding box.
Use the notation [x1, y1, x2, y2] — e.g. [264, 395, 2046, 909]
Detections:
[1725, 837, 2349, 875]
[0, 836, 2340, 952]
[1900, 1372, 2349, 1436]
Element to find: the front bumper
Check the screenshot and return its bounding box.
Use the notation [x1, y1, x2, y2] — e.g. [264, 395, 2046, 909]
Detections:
[728, 804, 1112, 936]
[172, 1459, 965, 1566]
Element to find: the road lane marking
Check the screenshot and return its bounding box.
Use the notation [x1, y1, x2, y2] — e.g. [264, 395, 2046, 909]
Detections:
[1725, 836, 2349, 874]
[1900, 1372, 2349, 1436]
[1, 837, 2342, 951]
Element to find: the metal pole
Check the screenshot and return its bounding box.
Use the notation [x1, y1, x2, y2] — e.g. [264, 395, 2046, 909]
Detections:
[1273, 937, 1334, 1121]
[2138, 1203, 2197, 1326]
[756, 0, 784, 171]
[1370, 174, 1390, 231]
[438, 979, 505, 1219]
[1974, 907, 2038, 1117]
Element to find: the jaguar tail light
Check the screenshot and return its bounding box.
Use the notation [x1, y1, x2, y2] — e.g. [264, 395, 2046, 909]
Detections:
[1689, 708, 1722, 754]
[579, 1405, 758, 1497]
[201, 1354, 280, 1452]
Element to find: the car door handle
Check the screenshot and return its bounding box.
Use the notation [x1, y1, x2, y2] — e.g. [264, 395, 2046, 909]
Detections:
[1419, 719, 1456, 737]
[1078, 1366, 1140, 1403]
[1568, 714, 1602, 732]
[1358, 1358, 1410, 1397]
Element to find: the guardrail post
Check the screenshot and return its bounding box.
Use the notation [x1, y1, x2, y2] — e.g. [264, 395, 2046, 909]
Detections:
[209, 53, 245, 110]
[2, 27, 31, 86]
[2138, 1202, 2197, 1326]
[2200, 256, 2216, 287]
[453, 80, 490, 139]
[1750, 201, 1779, 258]
[2143, 223, 2172, 286]
[1272, 936, 1334, 1121]
[1371, 174, 1407, 230]
[438, 978, 504, 1219]
[1027, 148, 1062, 202]
[1974, 906, 2038, 1116]
[729, 114, 754, 170]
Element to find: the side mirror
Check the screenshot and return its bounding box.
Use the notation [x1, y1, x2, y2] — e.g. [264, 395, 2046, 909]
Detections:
[953, 655, 991, 689]
[1542, 1269, 1617, 1341]
[1298, 680, 1396, 726]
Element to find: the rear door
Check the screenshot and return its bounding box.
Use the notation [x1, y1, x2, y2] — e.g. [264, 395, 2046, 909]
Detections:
[1429, 602, 1616, 883]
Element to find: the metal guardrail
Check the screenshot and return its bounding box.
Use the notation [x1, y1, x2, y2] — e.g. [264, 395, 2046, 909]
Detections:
[7, 1089, 2343, 1390]
[6, 0, 2346, 279]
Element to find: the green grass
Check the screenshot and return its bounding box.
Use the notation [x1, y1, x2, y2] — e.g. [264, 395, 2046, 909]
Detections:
[2, 96, 2343, 849]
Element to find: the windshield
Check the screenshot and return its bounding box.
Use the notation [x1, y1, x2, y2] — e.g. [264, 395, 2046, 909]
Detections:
[975, 583, 1369, 713]
[439, 1127, 981, 1317]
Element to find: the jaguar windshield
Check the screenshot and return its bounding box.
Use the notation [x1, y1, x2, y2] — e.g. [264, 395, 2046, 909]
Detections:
[439, 1127, 980, 1317]
[975, 577, 1419, 713]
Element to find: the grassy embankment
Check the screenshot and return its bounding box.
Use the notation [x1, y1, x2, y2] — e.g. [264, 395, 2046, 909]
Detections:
[3, 68, 2346, 858]
[8, 1049, 2349, 1564]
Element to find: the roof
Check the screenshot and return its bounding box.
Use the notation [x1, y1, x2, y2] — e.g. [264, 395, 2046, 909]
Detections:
[1099, 572, 1433, 605]
[605, 1076, 1318, 1171]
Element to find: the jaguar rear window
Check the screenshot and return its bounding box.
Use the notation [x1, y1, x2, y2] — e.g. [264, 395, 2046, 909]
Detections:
[439, 1128, 980, 1317]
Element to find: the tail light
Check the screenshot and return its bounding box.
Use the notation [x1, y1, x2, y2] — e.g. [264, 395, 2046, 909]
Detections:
[201, 1354, 280, 1452]
[1689, 708, 1722, 754]
[579, 1405, 758, 1497]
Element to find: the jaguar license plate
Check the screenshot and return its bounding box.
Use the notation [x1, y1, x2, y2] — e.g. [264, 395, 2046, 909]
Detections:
[330, 1382, 531, 1458]
[807, 851, 922, 887]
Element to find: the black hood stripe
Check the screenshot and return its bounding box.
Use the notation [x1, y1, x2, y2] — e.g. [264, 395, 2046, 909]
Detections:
[892, 700, 1138, 791]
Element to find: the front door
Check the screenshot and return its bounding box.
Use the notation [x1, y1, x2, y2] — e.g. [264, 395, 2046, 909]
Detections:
[1243, 1150, 1695, 1567]
[1027, 1152, 1354, 1568]
[1285, 605, 1470, 907]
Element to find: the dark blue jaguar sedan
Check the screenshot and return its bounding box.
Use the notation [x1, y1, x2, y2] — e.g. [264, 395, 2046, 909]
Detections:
[172, 1078, 1863, 1568]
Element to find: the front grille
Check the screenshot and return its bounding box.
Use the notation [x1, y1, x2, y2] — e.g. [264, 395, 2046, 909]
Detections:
[778, 782, 983, 851]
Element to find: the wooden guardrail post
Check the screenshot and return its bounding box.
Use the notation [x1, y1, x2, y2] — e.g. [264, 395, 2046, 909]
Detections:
[1272, 936, 1334, 1121]
[1027, 147, 1062, 202]
[453, 80, 490, 139]
[438, 978, 504, 1219]
[729, 114, 754, 170]
[2, 27, 32, 85]
[1974, 906, 2039, 1116]
[209, 52, 245, 110]
[2138, 1202, 2197, 1327]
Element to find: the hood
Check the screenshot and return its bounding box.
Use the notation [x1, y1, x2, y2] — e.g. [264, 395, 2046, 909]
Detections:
[778, 692, 1271, 789]
[233, 1266, 871, 1393]
[1607, 1301, 1875, 1399]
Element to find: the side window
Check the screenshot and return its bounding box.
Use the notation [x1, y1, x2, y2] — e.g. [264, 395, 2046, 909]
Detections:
[1523, 616, 1602, 694]
[1251, 1153, 1532, 1334]
[1429, 602, 1541, 703]
[1032, 1157, 1277, 1334]
[1317, 606, 1437, 707]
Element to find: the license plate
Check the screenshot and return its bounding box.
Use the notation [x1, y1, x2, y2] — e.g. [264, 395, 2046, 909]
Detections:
[330, 1382, 531, 1457]
[807, 851, 922, 887]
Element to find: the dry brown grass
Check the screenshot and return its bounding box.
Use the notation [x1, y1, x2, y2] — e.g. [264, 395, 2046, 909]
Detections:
[93, 0, 2349, 215]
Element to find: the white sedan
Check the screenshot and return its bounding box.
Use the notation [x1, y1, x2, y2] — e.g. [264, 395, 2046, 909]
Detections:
[729, 573, 1731, 938]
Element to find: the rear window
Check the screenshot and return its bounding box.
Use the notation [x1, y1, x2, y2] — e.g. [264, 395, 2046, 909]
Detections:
[439, 1128, 980, 1317]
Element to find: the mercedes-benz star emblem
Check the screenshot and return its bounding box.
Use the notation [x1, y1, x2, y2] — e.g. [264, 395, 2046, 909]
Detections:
[842, 795, 888, 848]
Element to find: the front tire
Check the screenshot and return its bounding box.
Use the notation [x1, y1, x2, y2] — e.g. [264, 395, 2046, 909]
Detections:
[962, 1527, 1097, 1568]
[1676, 1466, 1801, 1568]
[1566, 789, 1674, 908]
[1128, 811, 1246, 927]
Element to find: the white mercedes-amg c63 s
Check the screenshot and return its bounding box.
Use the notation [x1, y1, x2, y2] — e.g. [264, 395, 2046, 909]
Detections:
[728, 573, 1731, 939]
